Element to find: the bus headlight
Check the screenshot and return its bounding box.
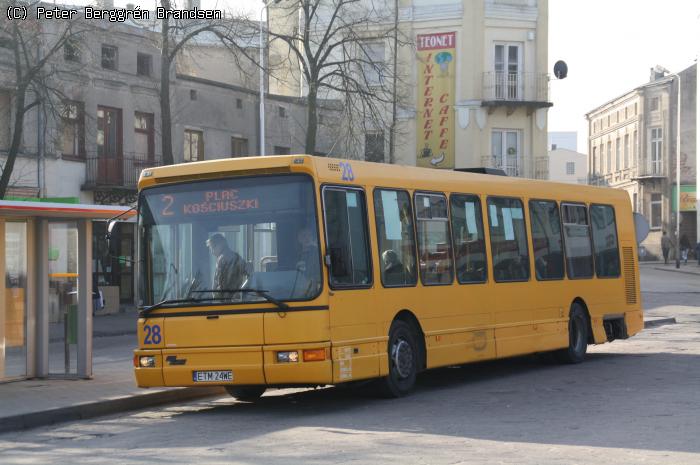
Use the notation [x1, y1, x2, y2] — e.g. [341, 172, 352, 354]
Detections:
[276, 351, 299, 363]
[139, 356, 156, 368]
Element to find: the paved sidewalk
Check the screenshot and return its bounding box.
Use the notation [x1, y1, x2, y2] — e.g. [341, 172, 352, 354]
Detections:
[651, 263, 700, 276]
[0, 312, 224, 433]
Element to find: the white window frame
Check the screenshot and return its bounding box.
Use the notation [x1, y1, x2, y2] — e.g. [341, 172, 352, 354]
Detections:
[650, 127, 662, 174]
[491, 129, 521, 176]
[624, 134, 630, 169]
[650, 193, 662, 230]
[360, 41, 385, 87]
[494, 42, 523, 100]
[566, 162, 575, 176]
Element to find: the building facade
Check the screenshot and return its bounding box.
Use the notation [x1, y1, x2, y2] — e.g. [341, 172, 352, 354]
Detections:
[586, 64, 697, 260]
[545, 147, 587, 184]
[0, 8, 339, 310]
[268, 0, 551, 176]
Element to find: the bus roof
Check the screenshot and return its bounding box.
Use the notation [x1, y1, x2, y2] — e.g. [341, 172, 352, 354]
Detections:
[138, 155, 626, 205]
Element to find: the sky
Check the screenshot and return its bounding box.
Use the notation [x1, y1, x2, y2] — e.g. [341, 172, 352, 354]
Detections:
[75, 0, 700, 153]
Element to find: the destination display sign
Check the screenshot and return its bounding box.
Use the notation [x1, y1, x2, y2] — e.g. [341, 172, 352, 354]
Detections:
[159, 189, 260, 218]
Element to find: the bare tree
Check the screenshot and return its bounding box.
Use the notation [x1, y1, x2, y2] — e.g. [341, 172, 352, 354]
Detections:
[264, 0, 409, 157]
[156, 0, 256, 165]
[0, 1, 89, 198]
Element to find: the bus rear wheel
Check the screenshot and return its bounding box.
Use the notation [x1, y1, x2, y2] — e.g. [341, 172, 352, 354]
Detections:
[555, 303, 588, 364]
[380, 320, 418, 397]
[225, 386, 266, 401]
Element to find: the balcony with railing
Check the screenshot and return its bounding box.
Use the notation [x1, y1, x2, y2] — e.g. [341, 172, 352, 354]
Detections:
[482, 72, 551, 110]
[481, 155, 522, 177]
[83, 153, 162, 191]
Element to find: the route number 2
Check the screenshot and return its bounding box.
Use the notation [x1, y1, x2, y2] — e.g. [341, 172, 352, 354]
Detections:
[143, 325, 162, 345]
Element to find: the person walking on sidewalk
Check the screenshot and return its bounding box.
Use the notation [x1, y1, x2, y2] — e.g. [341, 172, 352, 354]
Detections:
[661, 231, 673, 265]
[679, 234, 690, 265]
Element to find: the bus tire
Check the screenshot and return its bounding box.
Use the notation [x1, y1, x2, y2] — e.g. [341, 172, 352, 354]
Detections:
[555, 303, 588, 364]
[225, 386, 266, 401]
[380, 320, 418, 397]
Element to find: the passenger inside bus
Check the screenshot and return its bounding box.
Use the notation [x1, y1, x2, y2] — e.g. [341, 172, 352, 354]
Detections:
[382, 249, 406, 285]
[206, 233, 247, 296]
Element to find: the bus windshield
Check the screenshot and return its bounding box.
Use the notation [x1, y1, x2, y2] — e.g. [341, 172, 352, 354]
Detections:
[138, 174, 321, 307]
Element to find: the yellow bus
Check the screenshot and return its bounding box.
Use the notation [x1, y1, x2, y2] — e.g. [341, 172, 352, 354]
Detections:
[133, 155, 642, 398]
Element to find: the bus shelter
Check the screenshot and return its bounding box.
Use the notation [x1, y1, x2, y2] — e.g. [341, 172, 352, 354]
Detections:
[0, 200, 134, 382]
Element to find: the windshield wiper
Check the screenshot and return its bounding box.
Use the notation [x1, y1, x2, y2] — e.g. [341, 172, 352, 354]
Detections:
[141, 296, 220, 315]
[190, 289, 290, 310]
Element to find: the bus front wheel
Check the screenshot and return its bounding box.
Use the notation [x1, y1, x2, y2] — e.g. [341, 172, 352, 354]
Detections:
[225, 386, 266, 401]
[556, 303, 588, 364]
[381, 320, 418, 397]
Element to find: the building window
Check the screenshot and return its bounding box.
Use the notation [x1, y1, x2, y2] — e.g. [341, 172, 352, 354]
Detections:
[364, 131, 384, 163]
[633, 193, 638, 213]
[184, 129, 203, 162]
[101, 45, 118, 70]
[491, 129, 520, 176]
[134, 112, 154, 161]
[64, 38, 81, 63]
[236, 98, 243, 109]
[606, 141, 612, 173]
[190, 89, 197, 101]
[61, 101, 85, 158]
[494, 43, 521, 100]
[599, 144, 604, 172]
[649, 97, 659, 112]
[615, 137, 621, 171]
[591, 146, 597, 175]
[650, 193, 662, 229]
[624, 134, 630, 169]
[278, 106, 286, 118]
[97, 106, 122, 158]
[361, 42, 385, 87]
[633, 130, 637, 166]
[273, 146, 290, 155]
[566, 162, 575, 175]
[231, 136, 248, 158]
[650, 127, 662, 174]
[137, 53, 152, 77]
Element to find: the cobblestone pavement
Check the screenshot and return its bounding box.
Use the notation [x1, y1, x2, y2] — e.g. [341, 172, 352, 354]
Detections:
[0, 267, 698, 464]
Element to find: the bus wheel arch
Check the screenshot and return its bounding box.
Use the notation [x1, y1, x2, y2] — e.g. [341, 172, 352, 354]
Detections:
[556, 299, 591, 364]
[393, 309, 426, 372]
[572, 297, 594, 344]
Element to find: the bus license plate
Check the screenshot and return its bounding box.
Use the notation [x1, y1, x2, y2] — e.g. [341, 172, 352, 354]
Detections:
[192, 370, 233, 382]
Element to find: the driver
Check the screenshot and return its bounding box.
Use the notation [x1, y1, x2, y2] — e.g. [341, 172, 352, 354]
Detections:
[206, 233, 247, 297]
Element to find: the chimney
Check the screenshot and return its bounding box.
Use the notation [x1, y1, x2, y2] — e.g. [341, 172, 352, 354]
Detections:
[187, 0, 201, 9]
[551, 143, 557, 151]
[126, 3, 134, 9]
[97, 0, 114, 9]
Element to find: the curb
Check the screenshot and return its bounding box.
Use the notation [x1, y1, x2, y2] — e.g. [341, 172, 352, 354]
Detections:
[652, 267, 700, 277]
[0, 386, 225, 434]
[644, 317, 677, 329]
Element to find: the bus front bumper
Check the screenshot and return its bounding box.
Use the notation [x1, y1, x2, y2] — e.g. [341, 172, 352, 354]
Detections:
[134, 342, 333, 388]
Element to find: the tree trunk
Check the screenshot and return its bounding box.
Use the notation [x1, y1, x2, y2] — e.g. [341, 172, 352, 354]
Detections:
[0, 88, 27, 198]
[305, 86, 318, 155]
[159, 5, 174, 166]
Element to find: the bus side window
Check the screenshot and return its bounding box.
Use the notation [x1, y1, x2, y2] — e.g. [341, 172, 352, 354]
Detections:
[529, 200, 565, 280]
[414, 192, 454, 285]
[487, 197, 530, 282]
[373, 189, 418, 287]
[561, 203, 594, 279]
[590, 204, 621, 278]
[322, 187, 373, 288]
[450, 194, 487, 283]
